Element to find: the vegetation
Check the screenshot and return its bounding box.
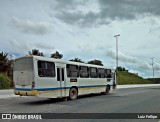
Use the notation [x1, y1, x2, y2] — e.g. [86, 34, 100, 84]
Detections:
[117, 66, 127, 71]
[0, 73, 12, 89]
[69, 57, 84, 63]
[0, 52, 13, 89]
[147, 78, 160, 84]
[28, 49, 44, 56]
[51, 51, 63, 59]
[88, 59, 103, 66]
[0, 52, 12, 74]
[118, 71, 153, 85]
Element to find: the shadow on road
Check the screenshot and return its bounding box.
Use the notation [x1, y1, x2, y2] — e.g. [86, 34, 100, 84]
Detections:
[19, 93, 113, 105]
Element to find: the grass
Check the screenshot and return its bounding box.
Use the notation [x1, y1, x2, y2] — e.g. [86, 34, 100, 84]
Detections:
[117, 71, 153, 85]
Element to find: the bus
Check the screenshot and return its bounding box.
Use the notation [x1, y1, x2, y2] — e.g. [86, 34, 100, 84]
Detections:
[13, 55, 116, 100]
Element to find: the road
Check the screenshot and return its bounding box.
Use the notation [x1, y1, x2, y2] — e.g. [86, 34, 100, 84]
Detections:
[0, 86, 160, 122]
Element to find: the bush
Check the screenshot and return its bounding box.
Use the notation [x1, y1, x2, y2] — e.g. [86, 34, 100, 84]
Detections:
[0, 73, 12, 89]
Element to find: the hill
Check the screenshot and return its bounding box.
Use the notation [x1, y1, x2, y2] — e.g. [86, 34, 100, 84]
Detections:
[118, 71, 153, 85]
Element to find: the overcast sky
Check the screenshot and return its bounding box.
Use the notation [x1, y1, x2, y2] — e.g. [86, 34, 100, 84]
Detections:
[1, 0, 160, 78]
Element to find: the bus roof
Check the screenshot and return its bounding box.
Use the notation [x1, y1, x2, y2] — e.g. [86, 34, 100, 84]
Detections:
[15, 55, 112, 69]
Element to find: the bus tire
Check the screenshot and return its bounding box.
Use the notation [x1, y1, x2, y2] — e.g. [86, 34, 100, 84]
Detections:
[106, 85, 110, 93]
[69, 87, 78, 100]
[101, 85, 110, 95]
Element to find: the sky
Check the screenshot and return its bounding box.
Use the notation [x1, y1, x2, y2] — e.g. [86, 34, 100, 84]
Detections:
[1, 0, 160, 78]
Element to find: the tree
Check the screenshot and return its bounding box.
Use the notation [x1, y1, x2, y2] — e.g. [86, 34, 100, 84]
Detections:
[50, 51, 63, 59]
[69, 57, 84, 63]
[117, 66, 123, 71]
[0, 52, 11, 74]
[87, 59, 103, 66]
[122, 67, 126, 71]
[28, 49, 44, 56]
[117, 66, 127, 71]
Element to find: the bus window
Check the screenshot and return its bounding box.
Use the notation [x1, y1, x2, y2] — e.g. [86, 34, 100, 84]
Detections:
[79, 66, 89, 78]
[98, 68, 105, 78]
[66, 64, 79, 77]
[90, 67, 98, 78]
[14, 57, 33, 71]
[38, 61, 55, 77]
[105, 69, 111, 78]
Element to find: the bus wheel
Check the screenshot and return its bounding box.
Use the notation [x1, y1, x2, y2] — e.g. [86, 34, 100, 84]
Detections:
[106, 85, 110, 93]
[69, 88, 78, 100]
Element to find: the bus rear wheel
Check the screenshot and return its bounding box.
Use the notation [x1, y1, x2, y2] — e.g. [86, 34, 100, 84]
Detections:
[69, 88, 78, 100]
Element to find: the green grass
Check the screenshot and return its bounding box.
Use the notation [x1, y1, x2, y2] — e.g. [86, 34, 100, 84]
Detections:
[117, 71, 153, 85]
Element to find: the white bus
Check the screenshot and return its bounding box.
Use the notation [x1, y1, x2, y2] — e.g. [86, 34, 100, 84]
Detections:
[13, 55, 116, 100]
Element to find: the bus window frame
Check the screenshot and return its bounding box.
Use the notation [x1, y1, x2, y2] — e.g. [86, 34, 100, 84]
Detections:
[90, 67, 98, 78]
[79, 66, 89, 78]
[98, 68, 105, 78]
[66, 64, 79, 78]
[37, 60, 56, 78]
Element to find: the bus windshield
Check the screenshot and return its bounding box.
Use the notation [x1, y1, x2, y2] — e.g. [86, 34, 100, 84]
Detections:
[14, 57, 33, 71]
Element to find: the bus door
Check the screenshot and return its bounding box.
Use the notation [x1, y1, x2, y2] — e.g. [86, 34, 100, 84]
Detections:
[57, 67, 66, 97]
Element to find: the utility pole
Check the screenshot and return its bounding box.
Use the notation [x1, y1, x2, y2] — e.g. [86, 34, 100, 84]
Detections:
[114, 34, 120, 85]
[114, 34, 120, 69]
[151, 57, 154, 83]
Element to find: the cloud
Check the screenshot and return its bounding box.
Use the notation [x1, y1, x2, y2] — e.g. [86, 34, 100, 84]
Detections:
[9, 39, 31, 53]
[9, 39, 55, 56]
[106, 49, 138, 63]
[154, 63, 160, 70]
[54, 0, 78, 11]
[106, 49, 151, 70]
[34, 43, 54, 50]
[53, 0, 160, 27]
[11, 17, 52, 35]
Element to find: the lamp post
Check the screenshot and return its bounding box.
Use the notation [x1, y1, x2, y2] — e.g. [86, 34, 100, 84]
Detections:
[151, 57, 154, 82]
[114, 34, 120, 85]
[114, 34, 120, 69]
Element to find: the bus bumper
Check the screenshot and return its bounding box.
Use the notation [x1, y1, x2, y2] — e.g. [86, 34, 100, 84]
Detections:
[14, 90, 39, 96]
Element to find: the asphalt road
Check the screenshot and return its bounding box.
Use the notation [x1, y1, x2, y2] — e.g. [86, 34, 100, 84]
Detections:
[0, 86, 160, 122]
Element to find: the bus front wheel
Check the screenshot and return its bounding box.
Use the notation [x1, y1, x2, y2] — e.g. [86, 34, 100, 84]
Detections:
[69, 88, 78, 100]
[106, 85, 110, 93]
[101, 85, 110, 95]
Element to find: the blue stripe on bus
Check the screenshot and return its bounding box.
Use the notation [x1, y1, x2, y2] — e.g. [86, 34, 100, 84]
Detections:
[15, 88, 32, 91]
[15, 85, 112, 91]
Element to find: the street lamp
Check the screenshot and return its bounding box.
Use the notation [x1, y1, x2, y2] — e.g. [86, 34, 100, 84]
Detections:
[151, 57, 154, 82]
[114, 34, 120, 85]
[114, 34, 120, 69]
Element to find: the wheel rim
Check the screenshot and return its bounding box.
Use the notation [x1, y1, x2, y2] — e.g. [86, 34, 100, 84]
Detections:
[71, 91, 76, 98]
[70, 88, 77, 100]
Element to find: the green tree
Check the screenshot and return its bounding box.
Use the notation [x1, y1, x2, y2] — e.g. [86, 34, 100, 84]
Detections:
[50, 51, 63, 59]
[28, 49, 44, 56]
[0, 52, 11, 74]
[0, 73, 12, 89]
[117, 66, 127, 71]
[117, 66, 123, 71]
[122, 67, 126, 71]
[69, 57, 84, 63]
[87, 59, 103, 66]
